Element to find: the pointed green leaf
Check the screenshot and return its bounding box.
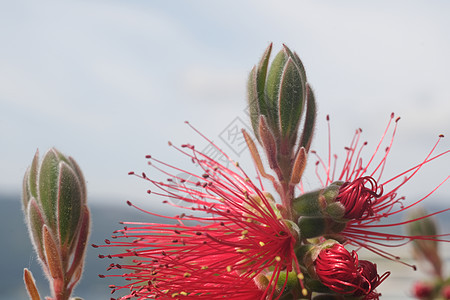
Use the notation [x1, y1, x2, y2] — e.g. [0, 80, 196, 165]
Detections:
[27, 198, 46, 262]
[255, 43, 272, 118]
[29, 150, 40, 199]
[247, 67, 261, 141]
[38, 149, 59, 228]
[278, 57, 305, 138]
[68, 156, 87, 205]
[282, 44, 307, 82]
[67, 207, 90, 282]
[57, 162, 82, 247]
[247, 43, 273, 142]
[53, 147, 71, 165]
[299, 84, 316, 152]
[22, 168, 31, 211]
[265, 49, 288, 132]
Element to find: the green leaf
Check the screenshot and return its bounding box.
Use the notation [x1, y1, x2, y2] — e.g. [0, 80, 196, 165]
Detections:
[299, 84, 316, 152]
[282, 45, 307, 82]
[29, 150, 40, 199]
[57, 162, 82, 247]
[68, 157, 87, 205]
[265, 49, 288, 132]
[27, 198, 46, 262]
[247, 43, 273, 141]
[278, 57, 305, 138]
[247, 67, 261, 140]
[67, 207, 90, 281]
[255, 43, 272, 119]
[38, 149, 60, 228]
[22, 168, 31, 211]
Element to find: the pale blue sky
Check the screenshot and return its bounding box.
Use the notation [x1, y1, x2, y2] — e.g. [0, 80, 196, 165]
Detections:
[1, 0, 449, 208]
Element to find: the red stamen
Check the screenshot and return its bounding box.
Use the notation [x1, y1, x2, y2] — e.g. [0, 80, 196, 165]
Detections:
[96, 128, 303, 299]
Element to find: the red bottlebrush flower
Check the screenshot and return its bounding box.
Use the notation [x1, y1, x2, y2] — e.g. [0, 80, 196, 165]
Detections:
[94, 125, 304, 300]
[442, 285, 450, 300]
[335, 176, 382, 220]
[315, 243, 389, 300]
[309, 113, 450, 262]
[412, 281, 433, 299]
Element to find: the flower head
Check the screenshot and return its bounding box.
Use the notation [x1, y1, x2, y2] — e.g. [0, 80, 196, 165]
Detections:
[314, 242, 389, 299]
[22, 148, 90, 300]
[412, 281, 433, 299]
[335, 175, 382, 220]
[304, 114, 450, 262]
[442, 285, 450, 299]
[94, 128, 305, 299]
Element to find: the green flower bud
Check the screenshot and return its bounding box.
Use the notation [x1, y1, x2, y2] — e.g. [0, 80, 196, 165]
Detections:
[294, 183, 348, 239]
[293, 182, 343, 219]
[293, 190, 326, 217]
[248, 43, 315, 151]
[22, 148, 90, 299]
[245, 44, 317, 206]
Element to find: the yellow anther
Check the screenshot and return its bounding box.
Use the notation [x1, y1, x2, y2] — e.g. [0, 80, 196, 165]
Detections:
[297, 273, 304, 280]
[171, 292, 179, 297]
[259, 241, 265, 247]
[226, 265, 232, 272]
[201, 266, 208, 270]
[275, 256, 281, 262]
[241, 230, 248, 235]
[180, 292, 188, 296]
[184, 272, 191, 278]
[302, 288, 308, 296]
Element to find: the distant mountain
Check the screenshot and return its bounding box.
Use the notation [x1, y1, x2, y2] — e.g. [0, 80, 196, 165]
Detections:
[1, 194, 162, 299]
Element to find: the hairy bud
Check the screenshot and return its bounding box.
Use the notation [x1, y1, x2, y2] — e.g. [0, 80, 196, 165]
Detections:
[22, 148, 90, 300]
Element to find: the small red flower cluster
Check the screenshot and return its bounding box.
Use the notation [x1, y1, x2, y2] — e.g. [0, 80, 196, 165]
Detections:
[93, 113, 449, 299]
[315, 243, 389, 300]
[94, 141, 303, 299]
[311, 114, 449, 262]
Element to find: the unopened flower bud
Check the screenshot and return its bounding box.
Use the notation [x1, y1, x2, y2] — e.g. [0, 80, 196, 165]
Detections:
[248, 44, 315, 150]
[293, 182, 342, 217]
[313, 242, 389, 298]
[246, 44, 316, 192]
[296, 177, 382, 221]
[442, 285, 450, 300]
[412, 281, 433, 299]
[293, 183, 347, 239]
[22, 148, 90, 299]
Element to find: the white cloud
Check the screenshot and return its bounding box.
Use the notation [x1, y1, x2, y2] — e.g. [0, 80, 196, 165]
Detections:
[0, 0, 449, 205]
